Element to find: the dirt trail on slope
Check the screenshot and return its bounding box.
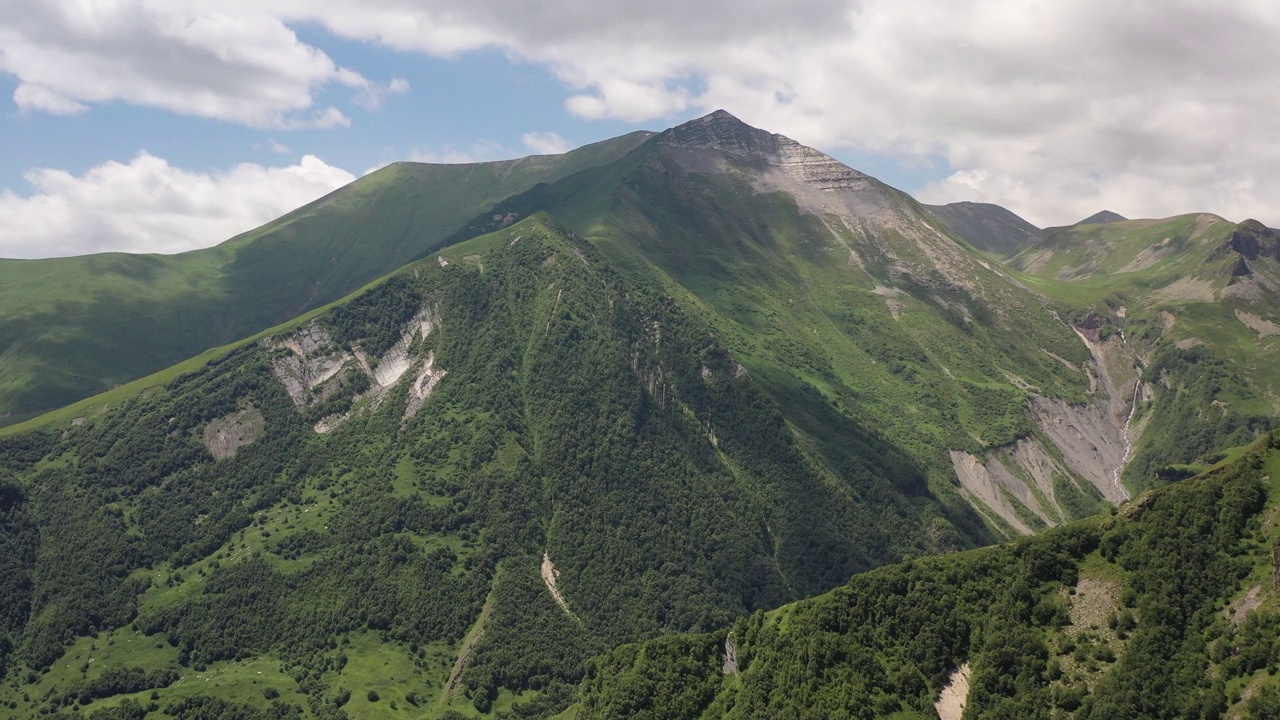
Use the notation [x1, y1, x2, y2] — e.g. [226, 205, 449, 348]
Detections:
[541, 553, 571, 615]
[444, 591, 495, 700]
[935, 663, 971, 720]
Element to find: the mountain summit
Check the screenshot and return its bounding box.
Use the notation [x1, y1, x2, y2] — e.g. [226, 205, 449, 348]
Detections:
[658, 109, 874, 192]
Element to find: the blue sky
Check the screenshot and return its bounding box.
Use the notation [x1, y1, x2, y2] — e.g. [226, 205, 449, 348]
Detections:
[0, 30, 946, 190]
[2, 1, 1277, 257]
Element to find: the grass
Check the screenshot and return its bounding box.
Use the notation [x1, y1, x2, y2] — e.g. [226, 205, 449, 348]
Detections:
[0, 628, 306, 718]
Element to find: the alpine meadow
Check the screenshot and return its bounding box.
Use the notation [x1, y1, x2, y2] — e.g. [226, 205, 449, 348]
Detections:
[2, 111, 1280, 720]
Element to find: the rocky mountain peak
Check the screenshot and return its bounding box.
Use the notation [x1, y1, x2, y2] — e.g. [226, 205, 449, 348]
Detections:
[658, 110, 872, 191]
[659, 109, 778, 156]
[1224, 219, 1280, 261]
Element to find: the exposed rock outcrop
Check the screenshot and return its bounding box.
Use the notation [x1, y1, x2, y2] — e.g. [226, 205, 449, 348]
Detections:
[202, 406, 265, 459]
[402, 352, 447, 421]
[269, 304, 445, 434]
[270, 323, 350, 407]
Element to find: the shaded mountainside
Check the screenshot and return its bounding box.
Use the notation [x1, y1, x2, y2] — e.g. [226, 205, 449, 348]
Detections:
[576, 432, 1280, 720]
[0, 131, 652, 424]
[925, 201, 1041, 256]
[1075, 210, 1129, 226]
[0, 216, 965, 719]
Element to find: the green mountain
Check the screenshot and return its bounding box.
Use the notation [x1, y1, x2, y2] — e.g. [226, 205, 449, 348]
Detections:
[576, 431, 1280, 719]
[925, 201, 1040, 255]
[1, 111, 1279, 720]
[460, 110, 1157, 535]
[0, 131, 651, 425]
[1005, 213, 1280, 489]
[0, 215, 971, 719]
[1075, 210, 1129, 226]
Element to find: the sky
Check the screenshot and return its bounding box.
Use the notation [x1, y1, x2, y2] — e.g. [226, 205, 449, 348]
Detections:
[2, 0, 1278, 258]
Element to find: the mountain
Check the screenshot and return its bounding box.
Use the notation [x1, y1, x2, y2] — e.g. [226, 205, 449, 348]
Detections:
[1075, 210, 1129, 225]
[1006, 213, 1280, 488]
[0, 131, 652, 425]
[0, 215, 975, 719]
[1, 111, 1279, 719]
[576, 430, 1280, 719]
[925, 201, 1041, 255]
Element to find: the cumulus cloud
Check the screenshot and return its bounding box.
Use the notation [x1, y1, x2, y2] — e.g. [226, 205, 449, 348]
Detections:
[521, 132, 574, 155]
[5, 1, 1280, 224]
[0, 153, 355, 258]
[278, 0, 1280, 225]
[0, 0, 398, 127]
[354, 77, 411, 111]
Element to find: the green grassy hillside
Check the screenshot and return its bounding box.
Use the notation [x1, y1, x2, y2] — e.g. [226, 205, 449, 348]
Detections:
[575, 430, 1280, 719]
[0, 132, 652, 424]
[1006, 214, 1280, 489]
[0, 214, 979, 719]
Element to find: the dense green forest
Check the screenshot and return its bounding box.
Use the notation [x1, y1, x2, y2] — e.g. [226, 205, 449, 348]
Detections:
[577, 430, 1280, 719]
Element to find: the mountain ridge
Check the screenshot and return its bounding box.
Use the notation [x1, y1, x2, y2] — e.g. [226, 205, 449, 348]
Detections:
[0, 130, 653, 424]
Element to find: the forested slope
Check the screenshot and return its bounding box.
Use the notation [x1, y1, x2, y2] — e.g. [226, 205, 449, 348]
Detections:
[577, 431, 1280, 719]
[0, 214, 962, 719]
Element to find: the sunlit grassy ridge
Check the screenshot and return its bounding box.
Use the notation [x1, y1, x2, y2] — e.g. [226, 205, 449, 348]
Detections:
[1005, 213, 1280, 487]
[0, 132, 652, 423]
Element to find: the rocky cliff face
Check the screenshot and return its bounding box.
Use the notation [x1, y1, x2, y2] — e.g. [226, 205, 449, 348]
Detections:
[657, 109, 880, 198]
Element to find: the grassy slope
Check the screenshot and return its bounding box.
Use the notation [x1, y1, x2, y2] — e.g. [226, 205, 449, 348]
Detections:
[1006, 214, 1280, 485]
[1011, 215, 1280, 394]
[0, 132, 652, 423]
[926, 201, 1041, 256]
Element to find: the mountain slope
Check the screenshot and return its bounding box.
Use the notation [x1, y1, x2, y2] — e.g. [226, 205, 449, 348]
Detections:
[472, 110, 1167, 535]
[0, 131, 651, 424]
[925, 201, 1041, 255]
[0, 214, 969, 719]
[576, 431, 1280, 719]
[1007, 214, 1280, 489]
[13, 110, 1276, 546]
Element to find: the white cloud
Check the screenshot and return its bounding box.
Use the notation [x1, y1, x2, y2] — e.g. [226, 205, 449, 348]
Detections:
[0, 153, 355, 258]
[0, 0, 399, 127]
[5, 2, 1280, 224]
[408, 140, 508, 165]
[273, 0, 1280, 225]
[354, 77, 411, 111]
[521, 132, 574, 155]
